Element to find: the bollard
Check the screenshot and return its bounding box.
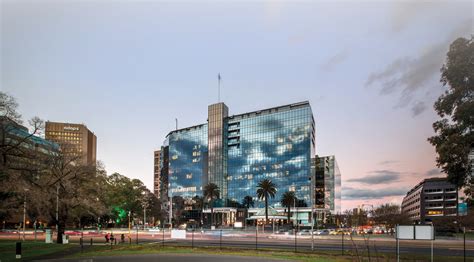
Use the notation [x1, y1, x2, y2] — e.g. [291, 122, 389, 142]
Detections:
[294, 227, 297, 253]
[16, 242, 21, 259]
[220, 229, 223, 250]
[255, 226, 258, 251]
[463, 227, 466, 262]
[341, 232, 344, 255]
[192, 229, 194, 249]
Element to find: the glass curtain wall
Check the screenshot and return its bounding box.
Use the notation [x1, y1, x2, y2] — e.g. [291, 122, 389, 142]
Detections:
[226, 105, 314, 208]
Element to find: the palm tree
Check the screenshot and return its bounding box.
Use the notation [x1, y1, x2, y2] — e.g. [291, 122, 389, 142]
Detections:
[242, 195, 254, 209]
[256, 179, 277, 224]
[280, 191, 296, 223]
[242, 195, 254, 226]
[203, 183, 220, 228]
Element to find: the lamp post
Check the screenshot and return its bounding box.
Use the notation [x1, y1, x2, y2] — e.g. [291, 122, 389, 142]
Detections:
[309, 177, 314, 251]
[128, 211, 131, 241]
[22, 189, 28, 241]
[56, 184, 59, 233]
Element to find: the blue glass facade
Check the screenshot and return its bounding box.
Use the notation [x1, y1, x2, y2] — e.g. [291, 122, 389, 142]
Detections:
[168, 124, 208, 199]
[162, 101, 316, 209]
[227, 104, 315, 208]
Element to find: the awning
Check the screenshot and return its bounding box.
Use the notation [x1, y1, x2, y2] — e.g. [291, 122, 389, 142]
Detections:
[246, 215, 288, 220]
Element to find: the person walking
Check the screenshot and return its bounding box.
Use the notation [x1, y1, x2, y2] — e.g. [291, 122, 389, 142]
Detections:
[105, 232, 110, 243]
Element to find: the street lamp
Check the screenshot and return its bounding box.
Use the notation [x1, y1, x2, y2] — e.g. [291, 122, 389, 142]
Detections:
[22, 188, 29, 241]
[309, 176, 314, 251]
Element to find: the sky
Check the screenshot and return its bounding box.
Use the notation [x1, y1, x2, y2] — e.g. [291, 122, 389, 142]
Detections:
[1, 0, 473, 211]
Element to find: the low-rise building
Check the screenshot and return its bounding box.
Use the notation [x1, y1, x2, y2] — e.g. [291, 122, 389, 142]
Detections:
[401, 177, 458, 223]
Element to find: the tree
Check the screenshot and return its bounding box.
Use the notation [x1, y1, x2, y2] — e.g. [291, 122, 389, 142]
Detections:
[29, 143, 107, 243]
[203, 183, 219, 228]
[242, 195, 254, 225]
[256, 179, 277, 224]
[0, 92, 46, 221]
[280, 191, 296, 223]
[371, 204, 409, 230]
[428, 36, 474, 195]
[242, 195, 254, 209]
[192, 195, 204, 227]
[105, 173, 148, 226]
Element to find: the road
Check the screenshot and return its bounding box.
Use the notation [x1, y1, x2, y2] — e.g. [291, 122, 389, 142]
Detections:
[2, 229, 473, 259]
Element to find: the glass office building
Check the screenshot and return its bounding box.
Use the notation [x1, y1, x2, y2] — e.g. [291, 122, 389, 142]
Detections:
[313, 156, 341, 214]
[158, 101, 340, 225]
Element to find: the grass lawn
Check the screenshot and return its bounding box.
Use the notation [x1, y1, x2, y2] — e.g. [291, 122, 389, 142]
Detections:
[71, 243, 474, 262]
[454, 232, 474, 240]
[72, 244, 351, 262]
[0, 240, 74, 262]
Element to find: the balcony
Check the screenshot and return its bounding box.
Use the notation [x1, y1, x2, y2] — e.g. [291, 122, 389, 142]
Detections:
[424, 191, 443, 194]
[425, 206, 443, 209]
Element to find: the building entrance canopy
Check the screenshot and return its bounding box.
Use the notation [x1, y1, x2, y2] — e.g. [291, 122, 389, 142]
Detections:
[202, 207, 237, 213]
[246, 207, 287, 220]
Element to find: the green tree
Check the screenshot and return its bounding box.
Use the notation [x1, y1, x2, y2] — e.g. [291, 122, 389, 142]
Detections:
[242, 195, 254, 209]
[371, 204, 409, 230]
[280, 191, 296, 223]
[203, 183, 220, 228]
[428, 36, 474, 196]
[0, 92, 45, 221]
[242, 195, 254, 225]
[105, 173, 148, 226]
[256, 179, 277, 224]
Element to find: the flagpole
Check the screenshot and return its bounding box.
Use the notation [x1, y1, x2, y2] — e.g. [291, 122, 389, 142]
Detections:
[218, 73, 221, 103]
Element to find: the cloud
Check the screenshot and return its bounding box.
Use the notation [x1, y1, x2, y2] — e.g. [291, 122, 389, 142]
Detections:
[347, 170, 400, 184]
[390, 2, 440, 33]
[425, 168, 444, 177]
[365, 20, 472, 117]
[342, 186, 407, 200]
[320, 50, 349, 71]
[378, 160, 399, 166]
[411, 101, 427, 116]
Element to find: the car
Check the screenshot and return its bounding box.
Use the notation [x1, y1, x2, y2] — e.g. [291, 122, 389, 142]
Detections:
[315, 229, 330, 235]
[298, 229, 311, 236]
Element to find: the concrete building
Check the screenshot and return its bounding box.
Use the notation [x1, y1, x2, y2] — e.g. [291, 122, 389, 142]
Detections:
[401, 177, 458, 223]
[45, 121, 97, 165]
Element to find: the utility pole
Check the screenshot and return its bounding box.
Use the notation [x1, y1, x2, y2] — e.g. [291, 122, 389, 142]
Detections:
[22, 191, 27, 241]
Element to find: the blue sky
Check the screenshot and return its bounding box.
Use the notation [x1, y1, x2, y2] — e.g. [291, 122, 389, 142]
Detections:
[1, 0, 473, 210]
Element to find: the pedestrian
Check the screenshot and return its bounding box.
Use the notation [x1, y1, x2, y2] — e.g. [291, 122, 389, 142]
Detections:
[105, 232, 109, 243]
[110, 233, 115, 244]
[121, 234, 125, 243]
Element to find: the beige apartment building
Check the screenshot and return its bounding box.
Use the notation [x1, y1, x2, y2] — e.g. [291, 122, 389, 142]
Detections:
[45, 121, 97, 165]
